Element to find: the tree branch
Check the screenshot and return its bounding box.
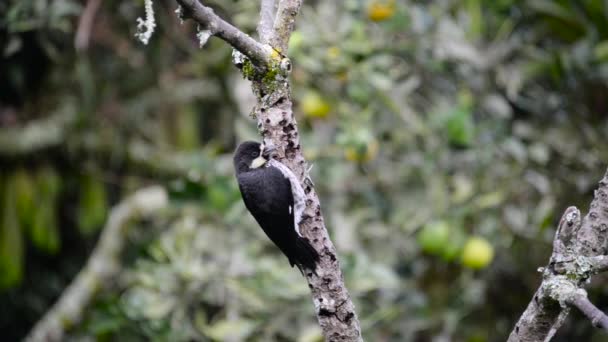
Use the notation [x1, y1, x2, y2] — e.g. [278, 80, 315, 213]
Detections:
[174, 1, 362, 340]
[269, 0, 302, 52]
[257, 0, 276, 44]
[252, 18, 363, 342]
[508, 170, 608, 341]
[567, 292, 608, 331]
[25, 187, 168, 342]
[574, 171, 608, 257]
[587, 255, 608, 274]
[175, 0, 274, 67]
[0, 106, 76, 157]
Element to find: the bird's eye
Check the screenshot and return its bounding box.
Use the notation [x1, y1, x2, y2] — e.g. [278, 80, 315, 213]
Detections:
[251, 151, 259, 157]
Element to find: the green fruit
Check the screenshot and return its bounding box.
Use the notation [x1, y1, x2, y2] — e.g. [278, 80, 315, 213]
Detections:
[417, 221, 450, 255]
[440, 228, 465, 262]
[461, 237, 494, 269]
[445, 108, 475, 147]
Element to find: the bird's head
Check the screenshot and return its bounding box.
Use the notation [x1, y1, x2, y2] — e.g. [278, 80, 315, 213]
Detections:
[233, 141, 278, 174]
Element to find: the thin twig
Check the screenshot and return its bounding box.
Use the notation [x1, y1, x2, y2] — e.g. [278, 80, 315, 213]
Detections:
[75, 0, 103, 51]
[25, 187, 168, 342]
[175, 0, 274, 67]
[257, 0, 276, 44]
[567, 292, 608, 331]
[269, 0, 302, 52]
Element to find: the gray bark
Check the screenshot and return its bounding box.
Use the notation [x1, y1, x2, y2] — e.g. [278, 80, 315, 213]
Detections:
[508, 171, 608, 341]
[257, 0, 276, 44]
[176, 0, 274, 67]
[174, 1, 363, 340]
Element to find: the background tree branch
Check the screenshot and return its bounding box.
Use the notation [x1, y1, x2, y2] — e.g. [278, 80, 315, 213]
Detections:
[0, 107, 76, 157]
[508, 170, 608, 341]
[25, 187, 168, 342]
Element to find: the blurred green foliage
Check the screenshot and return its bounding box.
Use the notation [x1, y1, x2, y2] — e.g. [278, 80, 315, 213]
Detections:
[1, 0, 608, 341]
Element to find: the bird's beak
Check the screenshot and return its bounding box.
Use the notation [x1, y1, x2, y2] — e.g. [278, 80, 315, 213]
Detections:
[250, 143, 277, 169]
[262, 144, 277, 159]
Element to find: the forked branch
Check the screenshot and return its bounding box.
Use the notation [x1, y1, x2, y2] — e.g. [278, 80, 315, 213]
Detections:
[508, 170, 608, 341]
[175, 0, 274, 67]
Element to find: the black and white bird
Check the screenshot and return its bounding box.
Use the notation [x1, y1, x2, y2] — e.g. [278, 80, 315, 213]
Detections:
[233, 141, 319, 272]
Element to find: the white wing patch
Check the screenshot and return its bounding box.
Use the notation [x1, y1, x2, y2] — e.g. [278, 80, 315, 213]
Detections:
[268, 159, 305, 237]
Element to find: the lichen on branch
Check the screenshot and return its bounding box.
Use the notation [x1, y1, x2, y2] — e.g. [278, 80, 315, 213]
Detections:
[135, 0, 156, 45]
[508, 170, 608, 341]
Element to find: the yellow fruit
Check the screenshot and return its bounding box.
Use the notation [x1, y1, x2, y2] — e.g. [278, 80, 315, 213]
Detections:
[326, 46, 341, 59]
[335, 71, 349, 83]
[344, 139, 379, 163]
[461, 237, 494, 269]
[367, 1, 395, 22]
[301, 91, 331, 118]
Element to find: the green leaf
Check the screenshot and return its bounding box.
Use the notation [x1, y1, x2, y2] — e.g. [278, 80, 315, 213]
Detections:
[174, 106, 200, 150]
[0, 180, 24, 289]
[594, 41, 608, 62]
[77, 174, 108, 235]
[466, 0, 483, 40]
[38, 166, 61, 197]
[26, 167, 62, 254]
[474, 191, 505, 210]
[30, 197, 60, 254]
[417, 221, 450, 255]
[12, 168, 35, 230]
[204, 319, 257, 341]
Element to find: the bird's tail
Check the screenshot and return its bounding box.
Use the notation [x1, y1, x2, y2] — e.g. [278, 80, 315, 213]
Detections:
[293, 237, 320, 274]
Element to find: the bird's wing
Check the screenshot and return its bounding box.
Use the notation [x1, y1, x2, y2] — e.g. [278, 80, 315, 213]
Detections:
[237, 167, 297, 233]
[237, 166, 319, 270]
[267, 159, 305, 232]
